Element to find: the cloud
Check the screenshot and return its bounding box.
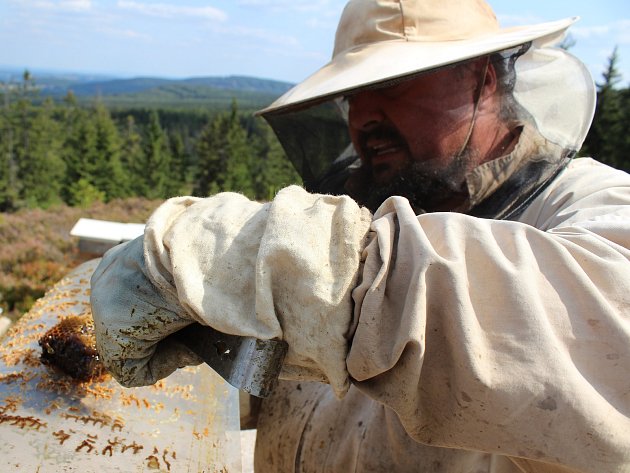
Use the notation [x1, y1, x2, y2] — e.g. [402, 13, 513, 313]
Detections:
[237, 0, 344, 32]
[116, 1, 227, 21]
[97, 26, 151, 41]
[213, 24, 299, 48]
[237, 0, 343, 14]
[496, 13, 547, 27]
[615, 20, 630, 45]
[306, 17, 335, 29]
[570, 19, 630, 44]
[10, 0, 92, 11]
[572, 24, 612, 39]
[60, 0, 91, 10]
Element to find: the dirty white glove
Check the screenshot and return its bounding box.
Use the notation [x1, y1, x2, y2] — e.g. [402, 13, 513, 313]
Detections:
[93, 186, 372, 397]
[90, 236, 202, 386]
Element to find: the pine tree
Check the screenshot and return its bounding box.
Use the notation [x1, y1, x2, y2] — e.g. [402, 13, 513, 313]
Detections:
[0, 80, 20, 210]
[582, 47, 624, 169]
[3, 72, 65, 208]
[91, 102, 128, 200]
[165, 131, 190, 196]
[119, 115, 145, 197]
[66, 177, 106, 208]
[619, 87, 630, 171]
[222, 102, 256, 197]
[194, 112, 231, 196]
[62, 107, 99, 204]
[139, 110, 172, 199]
[16, 97, 65, 208]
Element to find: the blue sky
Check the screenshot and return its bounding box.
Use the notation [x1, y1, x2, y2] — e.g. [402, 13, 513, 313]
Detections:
[1, 0, 628, 86]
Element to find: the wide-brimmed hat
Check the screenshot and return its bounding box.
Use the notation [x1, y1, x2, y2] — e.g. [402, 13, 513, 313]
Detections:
[257, 0, 595, 196]
[259, 0, 577, 115]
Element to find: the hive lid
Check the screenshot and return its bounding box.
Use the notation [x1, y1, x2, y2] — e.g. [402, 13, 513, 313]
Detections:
[0, 259, 242, 472]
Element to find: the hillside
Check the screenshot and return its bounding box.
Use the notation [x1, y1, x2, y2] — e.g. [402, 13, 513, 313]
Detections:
[88, 83, 286, 109]
[0, 68, 293, 109]
[65, 75, 293, 97]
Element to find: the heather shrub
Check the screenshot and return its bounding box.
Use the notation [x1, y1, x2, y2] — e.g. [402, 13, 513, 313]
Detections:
[0, 198, 160, 320]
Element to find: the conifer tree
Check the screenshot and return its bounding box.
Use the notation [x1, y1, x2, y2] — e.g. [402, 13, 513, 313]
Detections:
[582, 47, 625, 169]
[91, 102, 127, 200]
[16, 97, 65, 208]
[62, 107, 99, 204]
[139, 110, 172, 198]
[66, 177, 106, 208]
[194, 112, 231, 196]
[165, 131, 190, 196]
[0, 81, 20, 210]
[119, 115, 145, 196]
[3, 73, 65, 208]
[222, 101, 256, 197]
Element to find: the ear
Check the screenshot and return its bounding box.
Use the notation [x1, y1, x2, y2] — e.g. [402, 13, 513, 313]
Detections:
[481, 61, 498, 98]
[476, 60, 500, 113]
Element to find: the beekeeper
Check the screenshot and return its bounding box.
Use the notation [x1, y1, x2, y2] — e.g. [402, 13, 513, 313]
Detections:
[90, 1, 630, 472]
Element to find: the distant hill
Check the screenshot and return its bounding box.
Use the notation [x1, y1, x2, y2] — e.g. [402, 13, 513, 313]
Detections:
[96, 84, 288, 110]
[0, 67, 116, 86]
[65, 75, 293, 97]
[0, 67, 294, 110]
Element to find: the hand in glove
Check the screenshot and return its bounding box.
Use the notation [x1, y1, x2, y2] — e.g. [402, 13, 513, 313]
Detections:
[91, 186, 372, 397]
[90, 235, 202, 387]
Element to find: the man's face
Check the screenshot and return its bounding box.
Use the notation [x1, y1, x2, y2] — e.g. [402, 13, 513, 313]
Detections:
[345, 63, 484, 212]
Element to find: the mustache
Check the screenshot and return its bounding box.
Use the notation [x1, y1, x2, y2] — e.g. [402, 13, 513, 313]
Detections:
[357, 124, 407, 159]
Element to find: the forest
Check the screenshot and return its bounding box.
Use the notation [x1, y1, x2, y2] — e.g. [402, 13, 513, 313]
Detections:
[0, 48, 628, 319]
[0, 72, 301, 212]
[0, 71, 301, 319]
[1, 48, 629, 212]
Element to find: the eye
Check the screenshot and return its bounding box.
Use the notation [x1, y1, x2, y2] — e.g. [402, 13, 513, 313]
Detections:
[379, 80, 415, 99]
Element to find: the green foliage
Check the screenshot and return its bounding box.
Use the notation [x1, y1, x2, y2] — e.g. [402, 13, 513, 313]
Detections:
[0, 71, 301, 211]
[134, 110, 173, 198]
[67, 177, 106, 207]
[17, 98, 65, 208]
[92, 102, 128, 200]
[194, 101, 300, 200]
[222, 104, 257, 197]
[581, 47, 629, 171]
[194, 108, 232, 196]
[118, 114, 145, 196]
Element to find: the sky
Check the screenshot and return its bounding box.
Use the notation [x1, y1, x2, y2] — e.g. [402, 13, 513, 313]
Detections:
[1, 0, 629, 86]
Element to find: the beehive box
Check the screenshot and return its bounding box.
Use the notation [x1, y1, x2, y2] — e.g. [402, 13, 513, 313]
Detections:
[0, 259, 242, 472]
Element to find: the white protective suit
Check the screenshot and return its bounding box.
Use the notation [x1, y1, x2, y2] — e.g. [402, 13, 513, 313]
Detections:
[254, 156, 630, 473]
[89, 1, 629, 470]
[92, 144, 630, 473]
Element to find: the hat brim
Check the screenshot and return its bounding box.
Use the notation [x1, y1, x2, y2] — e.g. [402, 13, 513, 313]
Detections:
[259, 17, 577, 116]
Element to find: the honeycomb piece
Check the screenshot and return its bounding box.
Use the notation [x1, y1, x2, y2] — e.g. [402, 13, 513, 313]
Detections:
[39, 314, 106, 381]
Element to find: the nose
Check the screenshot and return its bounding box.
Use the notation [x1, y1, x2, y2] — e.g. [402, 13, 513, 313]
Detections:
[347, 90, 385, 133]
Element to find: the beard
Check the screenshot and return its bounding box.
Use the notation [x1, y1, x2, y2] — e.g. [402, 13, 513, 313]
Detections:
[345, 148, 475, 214]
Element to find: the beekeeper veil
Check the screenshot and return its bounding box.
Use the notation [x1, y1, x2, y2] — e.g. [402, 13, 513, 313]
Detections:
[257, 0, 595, 215]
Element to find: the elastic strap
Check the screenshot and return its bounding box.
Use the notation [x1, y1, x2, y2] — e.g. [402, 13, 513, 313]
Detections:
[454, 57, 490, 160]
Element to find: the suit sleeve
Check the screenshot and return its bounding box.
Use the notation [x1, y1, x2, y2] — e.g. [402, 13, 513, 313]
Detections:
[348, 159, 630, 473]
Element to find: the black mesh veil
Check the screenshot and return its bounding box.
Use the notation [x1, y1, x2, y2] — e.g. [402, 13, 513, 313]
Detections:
[263, 101, 357, 194]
